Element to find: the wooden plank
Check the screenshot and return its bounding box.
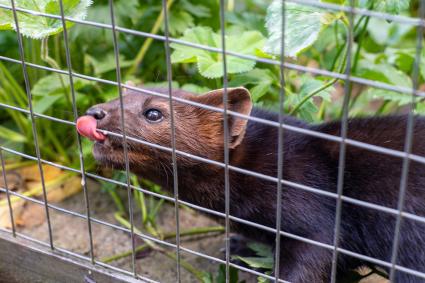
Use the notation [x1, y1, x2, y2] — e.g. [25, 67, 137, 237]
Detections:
[0, 230, 143, 283]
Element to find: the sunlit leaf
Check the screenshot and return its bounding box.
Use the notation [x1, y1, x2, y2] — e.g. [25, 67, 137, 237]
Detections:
[0, 0, 92, 39]
[235, 256, 274, 269]
[230, 68, 277, 102]
[171, 27, 265, 78]
[264, 0, 336, 57]
[359, 0, 410, 14]
[355, 60, 412, 88]
[32, 73, 92, 96]
[247, 242, 273, 258]
[0, 125, 26, 142]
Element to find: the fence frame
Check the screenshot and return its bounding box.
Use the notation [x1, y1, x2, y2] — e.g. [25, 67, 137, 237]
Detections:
[1, 0, 425, 282]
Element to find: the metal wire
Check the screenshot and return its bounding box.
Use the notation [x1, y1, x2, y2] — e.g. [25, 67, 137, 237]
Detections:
[1, 4, 425, 99]
[8, 0, 54, 249]
[108, 0, 137, 276]
[2, 55, 425, 166]
[218, 1, 231, 282]
[0, 150, 16, 236]
[161, 0, 182, 280]
[389, 0, 425, 281]
[1, 0, 425, 282]
[3, 183, 425, 281]
[57, 0, 95, 264]
[274, 0, 287, 281]
[330, 0, 354, 281]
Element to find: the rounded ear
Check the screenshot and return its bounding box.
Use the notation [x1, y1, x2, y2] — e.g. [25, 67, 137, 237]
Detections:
[197, 87, 253, 149]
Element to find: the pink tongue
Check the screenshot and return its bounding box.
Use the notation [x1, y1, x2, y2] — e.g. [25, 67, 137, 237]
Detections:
[76, 116, 106, 142]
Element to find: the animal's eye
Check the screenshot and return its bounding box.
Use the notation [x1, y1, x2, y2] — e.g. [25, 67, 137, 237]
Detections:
[144, 109, 163, 122]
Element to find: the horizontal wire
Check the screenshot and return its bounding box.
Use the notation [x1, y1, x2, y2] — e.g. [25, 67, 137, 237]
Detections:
[1, 7, 425, 99]
[2, 1, 425, 280]
[0, 227, 158, 283]
[0, 188, 286, 282]
[2, 124, 425, 227]
[2, 186, 425, 280]
[0, 64, 424, 167]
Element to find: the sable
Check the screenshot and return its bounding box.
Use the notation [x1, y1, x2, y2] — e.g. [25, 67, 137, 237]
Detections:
[77, 86, 425, 283]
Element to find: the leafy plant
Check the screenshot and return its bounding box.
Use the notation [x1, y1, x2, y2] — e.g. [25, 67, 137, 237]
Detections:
[0, 0, 92, 39]
[171, 26, 265, 78]
[1, 0, 425, 281]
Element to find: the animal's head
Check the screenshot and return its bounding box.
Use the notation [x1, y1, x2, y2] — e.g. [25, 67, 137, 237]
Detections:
[76, 84, 252, 174]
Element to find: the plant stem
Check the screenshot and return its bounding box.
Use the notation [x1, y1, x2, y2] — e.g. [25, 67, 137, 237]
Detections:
[104, 185, 126, 214]
[352, 13, 372, 73]
[113, 212, 213, 280]
[290, 19, 350, 116]
[101, 225, 224, 262]
[126, 0, 175, 76]
[290, 44, 347, 116]
[41, 38, 72, 106]
[131, 176, 147, 224]
[317, 99, 326, 120]
[43, 125, 71, 164]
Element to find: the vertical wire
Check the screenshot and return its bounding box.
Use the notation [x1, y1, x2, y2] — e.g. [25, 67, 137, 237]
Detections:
[9, 0, 54, 249]
[0, 149, 16, 236]
[274, 0, 286, 281]
[389, 0, 425, 281]
[57, 0, 95, 264]
[218, 0, 231, 282]
[108, 0, 137, 276]
[330, 1, 354, 282]
[161, 0, 181, 281]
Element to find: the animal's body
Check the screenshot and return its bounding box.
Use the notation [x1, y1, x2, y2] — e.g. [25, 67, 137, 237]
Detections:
[77, 86, 425, 282]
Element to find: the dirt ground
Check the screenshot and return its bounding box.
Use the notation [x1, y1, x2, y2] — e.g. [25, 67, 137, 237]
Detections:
[9, 178, 387, 283]
[15, 179, 256, 283]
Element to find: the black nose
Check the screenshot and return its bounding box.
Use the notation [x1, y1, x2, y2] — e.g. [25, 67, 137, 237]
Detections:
[86, 107, 107, 120]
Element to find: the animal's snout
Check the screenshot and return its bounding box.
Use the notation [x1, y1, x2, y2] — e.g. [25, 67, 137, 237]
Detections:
[86, 107, 107, 120]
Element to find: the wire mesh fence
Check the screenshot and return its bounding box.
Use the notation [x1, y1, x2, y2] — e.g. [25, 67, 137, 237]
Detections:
[0, 0, 425, 282]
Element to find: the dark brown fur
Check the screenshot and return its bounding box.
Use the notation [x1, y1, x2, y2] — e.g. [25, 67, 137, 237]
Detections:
[85, 86, 425, 282]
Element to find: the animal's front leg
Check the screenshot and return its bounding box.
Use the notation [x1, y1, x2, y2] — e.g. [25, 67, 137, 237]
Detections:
[276, 240, 332, 283]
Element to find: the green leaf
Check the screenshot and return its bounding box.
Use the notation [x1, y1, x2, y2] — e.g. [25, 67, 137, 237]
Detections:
[286, 75, 334, 122]
[363, 88, 412, 106]
[0, 125, 26, 142]
[247, 242, 273, 258]
[299, 76, 334, 103]
[355, 60, 412, 88]
[359, 0, 410, 14]
[367, 18, 413, 47]
[32, 73, 91, 96]
[229, 68, 276, 102]
[33, 94, 62, 113]
[143, 81, 180, 89]
[162, 10, 194, 36]
[171, 27, 265, 78]
[181, 0, 211, 18]
[0, 2, 13, 30]
[264, 1, 334, 57]
[0, 0, 92, 39]
[86, 53, 133, 75]
[201, 272, 213, 283]
[416, 102, 425, 115]
[181, 83, 210, 94]
[257, 271, 272, 283]
[386, 48, 415, 74]
[215, 264, 239, 283]
[235, 256, 274, 269]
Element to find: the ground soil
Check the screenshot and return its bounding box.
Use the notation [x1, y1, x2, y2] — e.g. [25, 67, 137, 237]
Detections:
[15, 179, 256, 283]
[12, 179, 387, 283]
